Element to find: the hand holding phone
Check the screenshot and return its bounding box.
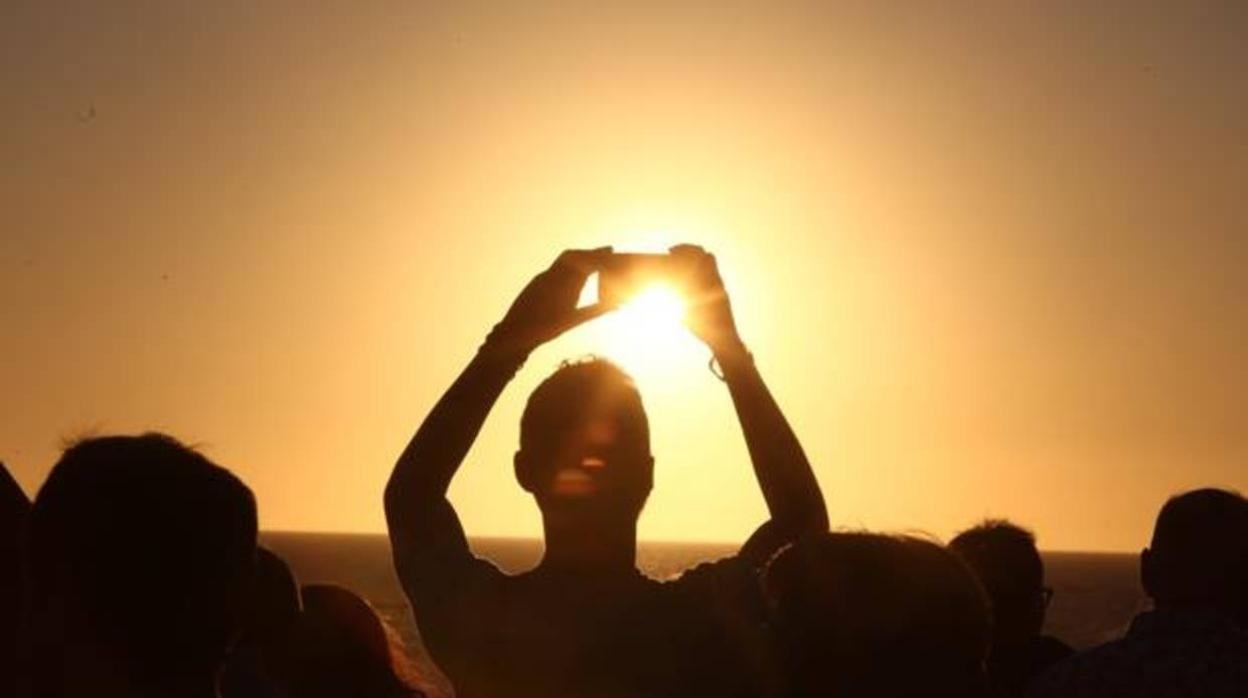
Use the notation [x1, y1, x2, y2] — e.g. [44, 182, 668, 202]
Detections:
[597, 247, 744, 355]
[597, 253, 686, 307]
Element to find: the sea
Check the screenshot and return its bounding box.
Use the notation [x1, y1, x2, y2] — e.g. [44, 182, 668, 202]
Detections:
[261, 531, 1147, 657]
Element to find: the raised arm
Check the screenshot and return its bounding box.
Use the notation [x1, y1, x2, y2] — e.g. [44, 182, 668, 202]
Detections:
[673, 245, 828, 563]
[384, 249, 613, 578]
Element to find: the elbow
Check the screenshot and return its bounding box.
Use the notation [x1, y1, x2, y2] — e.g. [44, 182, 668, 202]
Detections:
[383, 473, 410, 523]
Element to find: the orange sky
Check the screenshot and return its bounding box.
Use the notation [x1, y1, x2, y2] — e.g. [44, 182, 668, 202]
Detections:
[2, 3, 1244, 551]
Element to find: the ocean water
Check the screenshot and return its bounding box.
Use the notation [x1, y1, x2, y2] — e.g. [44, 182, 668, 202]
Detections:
[261, 532, 1148, 657]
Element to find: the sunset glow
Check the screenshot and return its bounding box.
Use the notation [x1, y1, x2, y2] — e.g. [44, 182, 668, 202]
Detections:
[3, 3, 1245, 551]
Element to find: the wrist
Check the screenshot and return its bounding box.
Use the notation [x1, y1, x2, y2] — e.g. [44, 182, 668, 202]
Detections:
[709, 335, 750, 363]
[477, 324, 532, 372]
[708, 339, 753, 381]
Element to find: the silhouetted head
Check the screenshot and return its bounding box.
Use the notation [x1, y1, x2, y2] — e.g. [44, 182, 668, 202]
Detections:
[1, 463, 31, 689]
[290, 584, 424, 698]
[1140, 488, 1248, 622]
[950, 520, 1048, 644]
[764, 532, 991, 697]
[0, 462, 29, 578]
[0, 461, 28, 535]
[516, 358, 653, 521]
[27, 433, 257, 693]
[247, 547, 302, 643]
[220, 547, 303, 697]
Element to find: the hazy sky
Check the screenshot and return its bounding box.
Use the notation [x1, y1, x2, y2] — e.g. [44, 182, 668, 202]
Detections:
[3, 2, 1244, 551]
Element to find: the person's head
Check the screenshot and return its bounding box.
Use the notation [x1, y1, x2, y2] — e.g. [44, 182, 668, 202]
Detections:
[949, 520, 1049, 645]
[764, 532, 991, 697]
[27, 433, 257, 694]
[1140, 488, 1248, 622]
[220, 547, 303, 697]
[515, 358, 653, 523]
[246, 547, 302, 644]
[1, 463, 31, 692]
[290, 584, 424, 698]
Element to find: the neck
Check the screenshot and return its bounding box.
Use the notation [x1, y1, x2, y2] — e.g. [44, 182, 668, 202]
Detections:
[539, 511, 638, 576]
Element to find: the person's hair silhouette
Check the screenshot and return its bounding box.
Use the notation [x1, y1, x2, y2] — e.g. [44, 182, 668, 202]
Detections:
[385, 246, 827, 697]
[950, 520, 1071, 696]
[951, 521, 1046, 640]
[1142, 488, 1248, 623]
[764, 532, 991, 697]
[26, 433, 257, 698]
[289, 584, 425, 698]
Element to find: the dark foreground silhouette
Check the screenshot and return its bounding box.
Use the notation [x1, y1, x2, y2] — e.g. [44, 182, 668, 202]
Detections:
[4, 251, 1246, 698]
[289, 584, 426, 698]
[950, 520, 1073, 696]
[25, 435, 257, 698]
[1, 463, 30, 697]
[385, 246, 828, 697]
[765, 532, 992, 697]
[220, 547, 303, 698]
[1030, 488, 1248, 697]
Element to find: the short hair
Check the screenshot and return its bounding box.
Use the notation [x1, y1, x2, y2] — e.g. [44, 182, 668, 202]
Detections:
[519, 358, 649, 455]
[765, 532, 991, 697]
[1146, 488, 1248, 608]
[27, 433, 257, 683]
[950, 519, 1043, 596]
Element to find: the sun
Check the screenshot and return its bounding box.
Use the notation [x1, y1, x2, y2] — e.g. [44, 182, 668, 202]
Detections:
[616, 284, 687, 332]
[577, 279, 705, 381]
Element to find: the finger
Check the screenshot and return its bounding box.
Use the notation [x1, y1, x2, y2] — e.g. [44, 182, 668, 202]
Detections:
[668, 243, 708, 258]
[555, 246, 613, 273]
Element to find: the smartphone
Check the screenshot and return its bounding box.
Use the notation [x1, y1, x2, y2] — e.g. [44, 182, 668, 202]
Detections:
[597, 253, 676, 306]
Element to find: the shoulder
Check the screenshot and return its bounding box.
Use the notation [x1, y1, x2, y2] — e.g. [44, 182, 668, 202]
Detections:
[398, 550, 508, 608]
[1027, 638, 1132, 698]
[661, 554, 766, 631]
[667, 554, 756, 594]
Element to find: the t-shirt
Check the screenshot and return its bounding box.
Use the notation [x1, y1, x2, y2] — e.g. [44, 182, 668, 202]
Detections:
[396, 542, 765, 698]
[1027, 609, 1248, 698]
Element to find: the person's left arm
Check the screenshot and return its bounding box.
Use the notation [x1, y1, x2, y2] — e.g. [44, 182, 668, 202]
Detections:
[673, 245, 828, 565]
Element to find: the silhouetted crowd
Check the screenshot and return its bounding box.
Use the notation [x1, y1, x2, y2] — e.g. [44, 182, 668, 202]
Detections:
[3, 248, 1246, 697]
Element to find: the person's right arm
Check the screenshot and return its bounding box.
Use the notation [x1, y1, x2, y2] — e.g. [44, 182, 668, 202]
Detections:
[383, 249, 613, 605]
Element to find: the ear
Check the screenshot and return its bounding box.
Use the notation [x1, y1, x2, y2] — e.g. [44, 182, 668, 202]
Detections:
[1140, 547, 1156, 600]
[514, 451, 536, 493]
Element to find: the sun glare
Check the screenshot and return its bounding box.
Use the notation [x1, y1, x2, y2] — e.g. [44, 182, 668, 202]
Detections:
[618, 284, 687, 330]
[586, 282, 705, 380]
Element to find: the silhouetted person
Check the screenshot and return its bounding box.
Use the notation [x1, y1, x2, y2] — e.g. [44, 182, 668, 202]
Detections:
[385, 246, 827, 697]
[288, 584, 426, 698]
[26, 434, 258, 698]
[1030, 488, 1248, 697]
[2, 462, 31, 698]
[950, 520, 1072, 696]
[221, 547, 303, 698]
[763, 531, 992, 697]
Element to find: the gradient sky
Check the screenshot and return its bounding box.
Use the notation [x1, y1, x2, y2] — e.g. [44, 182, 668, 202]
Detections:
[3, 2, 1244, 551]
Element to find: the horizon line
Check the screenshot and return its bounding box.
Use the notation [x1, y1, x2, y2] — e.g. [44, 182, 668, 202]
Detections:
[258, 528, 1138, 555]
